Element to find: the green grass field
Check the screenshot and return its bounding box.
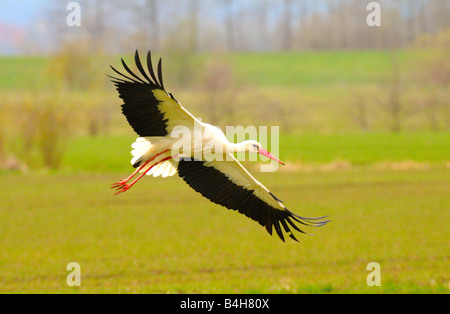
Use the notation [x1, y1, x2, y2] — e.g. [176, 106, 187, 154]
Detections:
[0, 50, 426, 89]
[1, 49, 446, 135]
[52, 132, 450, 174]
[1, 132, 449, 293]
[0, 50, 448, 293]
[0, 167, 448, 293]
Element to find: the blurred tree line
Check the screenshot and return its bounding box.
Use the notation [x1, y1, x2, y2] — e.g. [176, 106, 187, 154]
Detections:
[38, 0, 449, 53]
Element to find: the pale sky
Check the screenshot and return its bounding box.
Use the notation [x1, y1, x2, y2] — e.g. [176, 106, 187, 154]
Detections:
[0, 0, 48, 26]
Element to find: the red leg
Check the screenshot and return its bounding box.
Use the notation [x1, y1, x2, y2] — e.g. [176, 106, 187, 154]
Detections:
[111, 159, 151, 189]
[111, 149, 170, 189]
[114, 155, 174, 195]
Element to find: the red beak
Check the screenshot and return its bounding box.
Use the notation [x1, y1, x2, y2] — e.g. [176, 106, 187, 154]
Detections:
[258, 148, 285, 165]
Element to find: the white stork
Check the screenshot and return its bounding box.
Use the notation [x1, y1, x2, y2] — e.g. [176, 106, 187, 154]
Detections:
[109, 51, 328, 242]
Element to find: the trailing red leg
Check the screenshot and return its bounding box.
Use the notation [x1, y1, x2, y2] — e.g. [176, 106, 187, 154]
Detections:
[111, 149, 170, 189]
[114, 155, 174, 195]
[111, 159, 151, 189]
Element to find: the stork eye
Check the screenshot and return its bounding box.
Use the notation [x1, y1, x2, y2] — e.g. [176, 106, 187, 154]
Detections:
[252, 144, 259, 150]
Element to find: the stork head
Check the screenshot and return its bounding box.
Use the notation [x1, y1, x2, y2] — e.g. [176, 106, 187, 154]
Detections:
[243, 140, 285, 165]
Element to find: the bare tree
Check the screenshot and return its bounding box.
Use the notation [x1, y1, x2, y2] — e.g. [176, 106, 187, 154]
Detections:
[282, 0, 293, 51]
[382, 52, 403, 133]
[125, 0, 160, 51]
[201, 57, 238, 125]
[90, 0, 104, 52]
[256, 0, 269, 51]
[145, 0, 160, 51]
[297, 0, 311, 50]
[326, 0, 338, 49]
[189, 0, 200, 52]
[349, 93, 371, 131]
[406, 0, 419, 43]
[224, 0, 235, 52]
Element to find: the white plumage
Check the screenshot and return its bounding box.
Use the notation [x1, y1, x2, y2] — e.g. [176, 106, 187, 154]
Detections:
[109, 51, 328, 242]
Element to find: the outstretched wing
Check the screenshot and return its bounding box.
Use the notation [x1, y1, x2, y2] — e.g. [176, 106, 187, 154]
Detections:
[177, 155, 329, 242]
[109, 50, 199, 137]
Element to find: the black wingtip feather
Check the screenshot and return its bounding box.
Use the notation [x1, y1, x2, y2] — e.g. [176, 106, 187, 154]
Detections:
[265, 224, 273, 236]
[146, 51, 160, 87]
[285, 217, 308, 235]
[134, 50, 152, 83]
[121, 58, 146, 84]
[110, 65, 135, 82]
[157, 58, 165, 90]
[273, 216, 285, 242]
[109, 51, 170, 137]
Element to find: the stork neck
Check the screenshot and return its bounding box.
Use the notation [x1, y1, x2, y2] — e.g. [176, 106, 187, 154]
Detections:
[227, 141, 249, 153]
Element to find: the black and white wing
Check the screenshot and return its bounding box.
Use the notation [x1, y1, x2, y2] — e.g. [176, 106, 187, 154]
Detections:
[109, 50, 199, 137]
[177, 154, 329, 242]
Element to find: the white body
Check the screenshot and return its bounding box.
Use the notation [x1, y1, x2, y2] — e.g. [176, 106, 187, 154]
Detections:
[130, 121, 258, 178]
[110, 51, 328, 242]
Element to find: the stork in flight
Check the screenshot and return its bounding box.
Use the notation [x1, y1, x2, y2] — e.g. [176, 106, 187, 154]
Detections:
[109, 51, 328, 242]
